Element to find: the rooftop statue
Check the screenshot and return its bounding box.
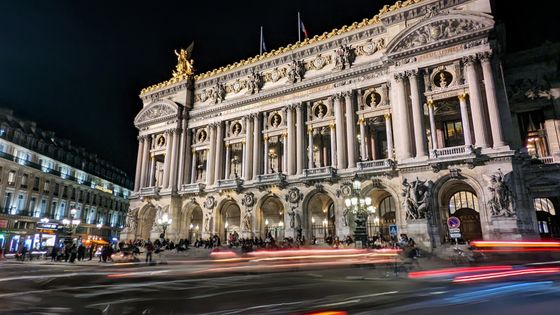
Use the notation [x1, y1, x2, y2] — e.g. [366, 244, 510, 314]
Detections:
[172, 42, 195, 78]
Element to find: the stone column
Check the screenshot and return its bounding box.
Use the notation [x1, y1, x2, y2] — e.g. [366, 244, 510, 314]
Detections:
[393, 73, 412, 159]
[214, 122, 224, 182]
[307, 127, 314, 169]
[169, 129, 180, 189]
[148, 155, 156, 187]
[252, 114, 261, 179]
[458, 93, 473, 146]
[190, 150, 197, 183]
[344, 91, 357, 168]
[480, 52, 506, 148]
[286, 106, 295, 175]
[224, 143, 231, 179]
[244, 117, 253, 180]
[427, 100, 438, 150]
[183, 129, 192, 185]
[241, 141, 246, 178]
[385, 114, 394, 160]
[358, 117, 367, 161]
[206, 125, 216, 185]
[162, 131, 173, 188]
[370, 126, 377, 160]
[134, 137, 144, 191]
[296, 103, 304, 174]
[177, 122, 187, 187]
[330, 124, 337, 167]
[333, 95, 347, 169]
[139, 135, 151, 188]
[282, 133, 288, 173]
[408, 71, 427, 158]
[464, 56, 489, 148]
[263, 136, 269, 174]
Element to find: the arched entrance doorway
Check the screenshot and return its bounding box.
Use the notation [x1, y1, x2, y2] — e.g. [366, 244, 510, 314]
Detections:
[447, 190, 482, 243]
[305, 192, 335, 243]
[137, 204, 156, 241]
[259, 196, 285, 239]
[533, 197, 559, 238]
[217, 200, 241, 241]
[189, 206, 203, 241]
[368, 195, 397, 242]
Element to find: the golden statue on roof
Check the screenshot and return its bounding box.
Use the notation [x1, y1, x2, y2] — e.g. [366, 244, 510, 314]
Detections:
[172, 41, 195, 78]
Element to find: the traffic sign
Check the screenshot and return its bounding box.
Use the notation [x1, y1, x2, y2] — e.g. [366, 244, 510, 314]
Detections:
[450, 232, 462, 238]
[389, 224, 398, 236]
[449, 227, 461, 234]
[447, 216, 461, 229]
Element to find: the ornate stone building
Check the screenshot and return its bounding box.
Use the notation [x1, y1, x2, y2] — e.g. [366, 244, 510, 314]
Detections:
[124, 0, 560, 248]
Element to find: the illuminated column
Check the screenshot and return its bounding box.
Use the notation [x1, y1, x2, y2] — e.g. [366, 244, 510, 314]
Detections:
[190, 149, 197, 183]
[458, 93, 473, 146]
[408, 70, 427, 158]
[169, 129, 180, 189]
[148, 154, 156, 187]
[244, 116, 253, 180]
[393, 73, 412, 159]
[344, 91, 357, 168]
[206, 124, 216, 185]
[385, 113, 394, 160]
[296, 103, 304, 174]
[480, 52, 506, 148]
[333, 95, 347, 169]
[215, 122, 224, 182]
[358, 117, 367, 161]
[224, 143, 231, 179]
[177, 116, 188, 187]
[286, 106, 295, 175]
[252, 113, 261, 179]
[263, 136, 269, 174]
[427, 100, 438, 150]
[464, 55, 489, 148]
[330, 124, 337, 167]
[307, 127, 314, 169]
[139, 135, 151, 188]
[162, 131, 173, 188]
[282, 133, 288, 173]
[134, 137, 144, 191]
[181, 128, 192, 185]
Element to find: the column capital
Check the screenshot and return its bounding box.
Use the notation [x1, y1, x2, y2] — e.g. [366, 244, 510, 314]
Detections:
[393, 72, 406, 82]
[307, 126, 314, 134]
[384, 113, 392, 120]
[342, 90, 353, 98]
[263, 134, 269, 141]
[477, 51, 493, 63]
[462, 55, 478, 67]
[405, 69, 418, 78]
[329, 123, 336, 130]
[358, 116, 365, 124]
[295, 102, 304, 110]
[426, 98, 434, 108]
[458, 92, 468, 101]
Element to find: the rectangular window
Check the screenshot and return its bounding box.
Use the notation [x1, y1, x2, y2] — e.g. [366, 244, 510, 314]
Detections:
[44, 180, 50, 193]
[3, 192, 12, 213]
[54, 183, 60, 196]
[40, 199, 47, 217]
[30, 197, 38, 217]
[8, 171, 16, 186]
[443, 120, 465, 147]
[14, 194, 25, 214]
[21, 174, 28, 188]
[33, 177, 40, 191]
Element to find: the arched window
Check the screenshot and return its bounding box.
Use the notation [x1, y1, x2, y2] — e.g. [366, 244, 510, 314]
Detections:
[534, 198, 556, 215]
[448, 191, 479, 215]
[378, 196, 396, 217]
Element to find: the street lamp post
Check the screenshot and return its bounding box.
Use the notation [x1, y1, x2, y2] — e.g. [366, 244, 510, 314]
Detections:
[63, 209, 81, 237]
[157, 213, 172, 239]
[344, 178, 375, 248]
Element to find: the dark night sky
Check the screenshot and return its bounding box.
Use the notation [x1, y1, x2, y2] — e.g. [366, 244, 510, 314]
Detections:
[0, 0, 557, 177]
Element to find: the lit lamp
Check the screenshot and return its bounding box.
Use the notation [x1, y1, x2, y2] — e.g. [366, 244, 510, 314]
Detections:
[265, 218, 269, 226]
[40, 217, 49, 224]
[157, 213, 172, 238]
[343, 176, 372, 248]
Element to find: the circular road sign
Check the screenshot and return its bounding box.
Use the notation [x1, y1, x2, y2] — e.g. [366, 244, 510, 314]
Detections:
[447, 216, 461, 229]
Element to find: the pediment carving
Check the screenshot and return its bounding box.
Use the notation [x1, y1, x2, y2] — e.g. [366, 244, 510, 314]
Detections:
[386, 10, 494, 56]
[134, 100, 179, 127]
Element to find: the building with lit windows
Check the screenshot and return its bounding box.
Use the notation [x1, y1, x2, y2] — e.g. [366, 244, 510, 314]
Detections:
[123, 0, 560, 249]
[0, 108, 132, 253]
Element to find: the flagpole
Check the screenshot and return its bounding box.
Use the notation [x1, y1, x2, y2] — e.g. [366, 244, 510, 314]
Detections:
[298, 12, 301, 42]
[260, 26, 263, 54]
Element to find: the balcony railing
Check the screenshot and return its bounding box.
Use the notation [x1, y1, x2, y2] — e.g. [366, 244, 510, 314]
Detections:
[217, 178, 244, 190]
[256, 173, 286, 186]
[539, 156, 554, 164]
[357, 159, 395, 172]
[430, 145, 475, 159]
[301, 166, 337, 180]
[180, 182, 206, 194]
[139, 186, 159, 197]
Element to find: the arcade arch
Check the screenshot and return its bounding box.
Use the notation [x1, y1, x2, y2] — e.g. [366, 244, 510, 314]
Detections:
[304, 191, 335, 242]
[217, 199, 241, 240]
[258, 195, 285, 239]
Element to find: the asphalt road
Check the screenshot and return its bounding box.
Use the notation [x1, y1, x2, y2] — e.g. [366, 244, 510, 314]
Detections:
[1, 258, 560, 315]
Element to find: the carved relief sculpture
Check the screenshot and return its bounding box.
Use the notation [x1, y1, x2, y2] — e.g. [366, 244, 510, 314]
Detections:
[287, 60, 305, 83]
[246, 70, 262, 94]
[334, 44, 354, 71]
[402, 177, 434, 220]
[485, 169, 515, 217]
[210, 83, 226, 104]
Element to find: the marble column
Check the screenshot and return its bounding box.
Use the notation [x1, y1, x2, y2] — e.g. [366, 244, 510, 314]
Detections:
[134, 137, 144, 191]
[464, 56, 489, 148]
[296, 103, 304, 174]
[370, 126, 377, 160]
[286, 106, 295, 175]
[148, 155, 156, 187]
[177, 123, 187, 187]
[182, 129, 192, 185]
[427, 100, 438, 150]
[393, 73, 412, 159]
[480, 52, 506, 148]
[333, 95, 347, 169]
[206, 125, 216, 185]
[408, 71, 427, 158]
[263, 136, 269, 174]
[359, 117, 367, 161]
[241, 141, 246, 178]
[344, 91, 357, 168]
[169, 129, 180, 189]
[162, 131, 173, 188]
[330, 124, 337, 167]
[282, 133, 288, 173]
[458, 93, 473, 146]
[190, 150, 197, 183]
[139, 135, 151, 188]
[215, 122, 224, 182]
[224, 143, 231, 179]
[244, 117, 253, 180]
[252, 114, 261, 180]
[385, 114, 394, 160]
[307, 127, 314, 169]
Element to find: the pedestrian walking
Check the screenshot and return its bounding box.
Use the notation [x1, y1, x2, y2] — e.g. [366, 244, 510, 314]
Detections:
[145, 241, 154, 263]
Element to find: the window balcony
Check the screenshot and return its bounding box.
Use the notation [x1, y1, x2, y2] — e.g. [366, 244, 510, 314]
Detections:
[430, 145, 476, 160]
[179, 183, 206, 194]
[217, 178, 244, 191]
[139, 186, 160, 197]
[356, 159, 396, 173]
[301, 166, 337, 181]
[256, 173, 286, 187]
